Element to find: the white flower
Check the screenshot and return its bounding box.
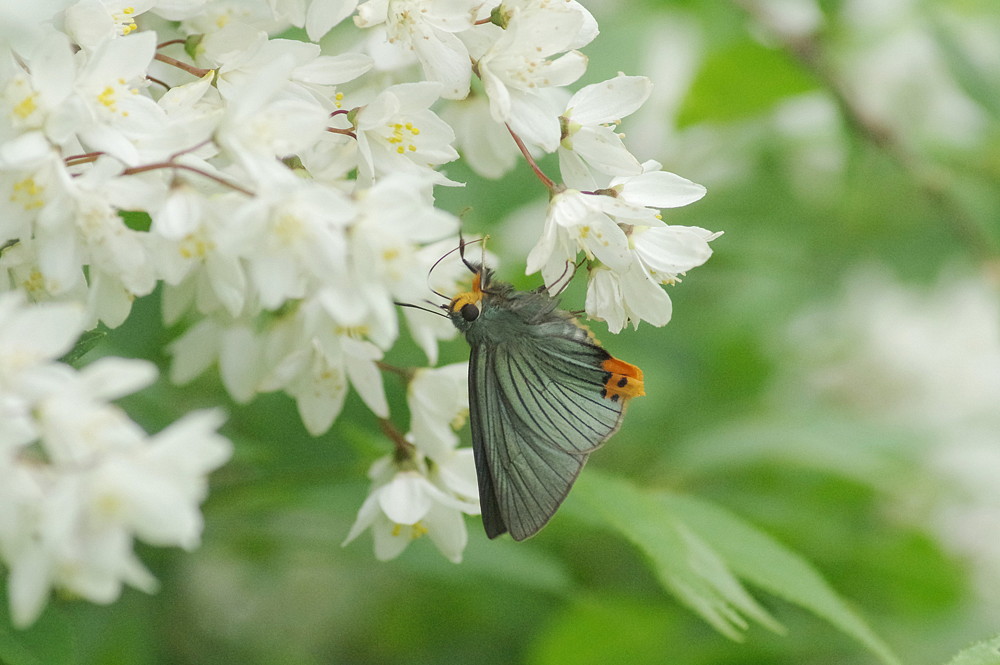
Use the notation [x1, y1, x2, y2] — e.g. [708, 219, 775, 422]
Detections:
[526, 188, 656, 288]
[474, 3, 589, 151]
[356, 0, 480, 99]
[442, 94, 521, 179]
[168, 297, 392, 435]
[346, 355, 478, 562]
[585, 258, 672, 333]
[608, 160, 707, 210]
[407, 362, 469, 461]
[526, 157, 711, 330]
[343, 449, 479, 563]
[64, 0, 154, 50]
[347, 173, 460, 360]
[398, 239, 470, 364]
[286, 331, 390, 436]
[0, 293, 83, 385]
[70, 30, 163, 165]
[584, 225, 720, 333]
[201, 23, 373, 108]
[352, 81, 460, 184]
[232, 175, 354, 310]
[632, 224, 721, 284]
[3, 403, 230, 627]
[211, 46, 332, 182]
[559, 74, 652, 187]
[493, 0, 599, 51]
[1, 31, 75, 141]
[304, 0, 361, 40]
[0, 238, 90, 315]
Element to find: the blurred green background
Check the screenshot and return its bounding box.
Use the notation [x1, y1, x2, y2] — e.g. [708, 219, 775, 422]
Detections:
[6, 0, 1000, 663]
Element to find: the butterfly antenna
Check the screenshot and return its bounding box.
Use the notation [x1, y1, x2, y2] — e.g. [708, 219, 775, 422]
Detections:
[426, 236, 487, 298]
[458, 232, 480, 274]
[394, 300, 449, 318]
[548, 256, 586, 296]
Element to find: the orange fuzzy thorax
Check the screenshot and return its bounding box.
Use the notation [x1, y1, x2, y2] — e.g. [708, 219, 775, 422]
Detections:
[448, 272, 483, 314]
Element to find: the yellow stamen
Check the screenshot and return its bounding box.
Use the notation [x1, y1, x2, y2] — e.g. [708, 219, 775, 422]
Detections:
[13, 94, 38, 119]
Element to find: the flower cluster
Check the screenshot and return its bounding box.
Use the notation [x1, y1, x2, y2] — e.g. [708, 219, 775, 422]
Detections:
[1, 0, 720, 593]
[0, 293, 231, 627]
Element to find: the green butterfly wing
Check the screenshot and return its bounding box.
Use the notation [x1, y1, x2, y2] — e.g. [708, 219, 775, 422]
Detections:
[468, 326, 627, 541]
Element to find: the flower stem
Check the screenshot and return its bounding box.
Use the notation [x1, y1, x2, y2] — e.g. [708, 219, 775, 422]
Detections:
[376, 361, 414, 381]
[154, 52, 213, 79]
[123, 162, 255, 196]
[379, 418, 415, 461]
[506, 124, 558, 193]
[64, 152, 103, 167]
[326, 127, 357, 140]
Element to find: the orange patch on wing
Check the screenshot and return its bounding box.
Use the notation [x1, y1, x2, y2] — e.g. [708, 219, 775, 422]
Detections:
[600, 357, 645, 402]
[449, 272, 483, 314]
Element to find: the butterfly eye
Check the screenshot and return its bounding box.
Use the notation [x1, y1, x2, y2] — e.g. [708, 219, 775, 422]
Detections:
[460, 303, 480, 322]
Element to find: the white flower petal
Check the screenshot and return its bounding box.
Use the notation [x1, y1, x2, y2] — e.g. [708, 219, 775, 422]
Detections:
[378, 472, 433, 524]
[78, 357, 158, 401]
[570, 126, 642, 176]
[343, 338, 389, 418]
[634, 226, 719, 276]
[567, 74, 652, 126]
[306, 0, 360, 40]
[616, 170, 707, 209]
[422, 503, 467, 563]
[371, 515, 413, 561]
[342, 491, 382, 545]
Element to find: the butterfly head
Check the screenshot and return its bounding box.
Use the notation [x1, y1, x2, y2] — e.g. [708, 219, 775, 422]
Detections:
[445, 265, 491, 331]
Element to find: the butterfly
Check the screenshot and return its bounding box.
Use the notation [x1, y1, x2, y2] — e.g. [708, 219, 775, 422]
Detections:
[443, 252, 645, 541]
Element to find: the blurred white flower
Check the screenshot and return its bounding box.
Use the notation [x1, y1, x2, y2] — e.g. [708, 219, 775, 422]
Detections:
[786, 269, 1000, 610]
[837, 0, 992, 148]
[442, 94, 521, 179]
[0, 293, 231, 627]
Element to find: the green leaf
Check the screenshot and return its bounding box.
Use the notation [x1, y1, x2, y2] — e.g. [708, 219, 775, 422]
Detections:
[118, 211, 151, 232]
[660, 491, 902, 665]
[570, 471, 783, 640]
[943, 634, 1000, 665]
[569, 471, 900, 664]
[677, 40, 818, 126]
[59, 329, 107, 366]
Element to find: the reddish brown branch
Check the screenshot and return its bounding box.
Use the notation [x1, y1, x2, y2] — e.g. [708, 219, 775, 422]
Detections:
[154, 52, 212, 79]
[506, 124, 557, 192]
